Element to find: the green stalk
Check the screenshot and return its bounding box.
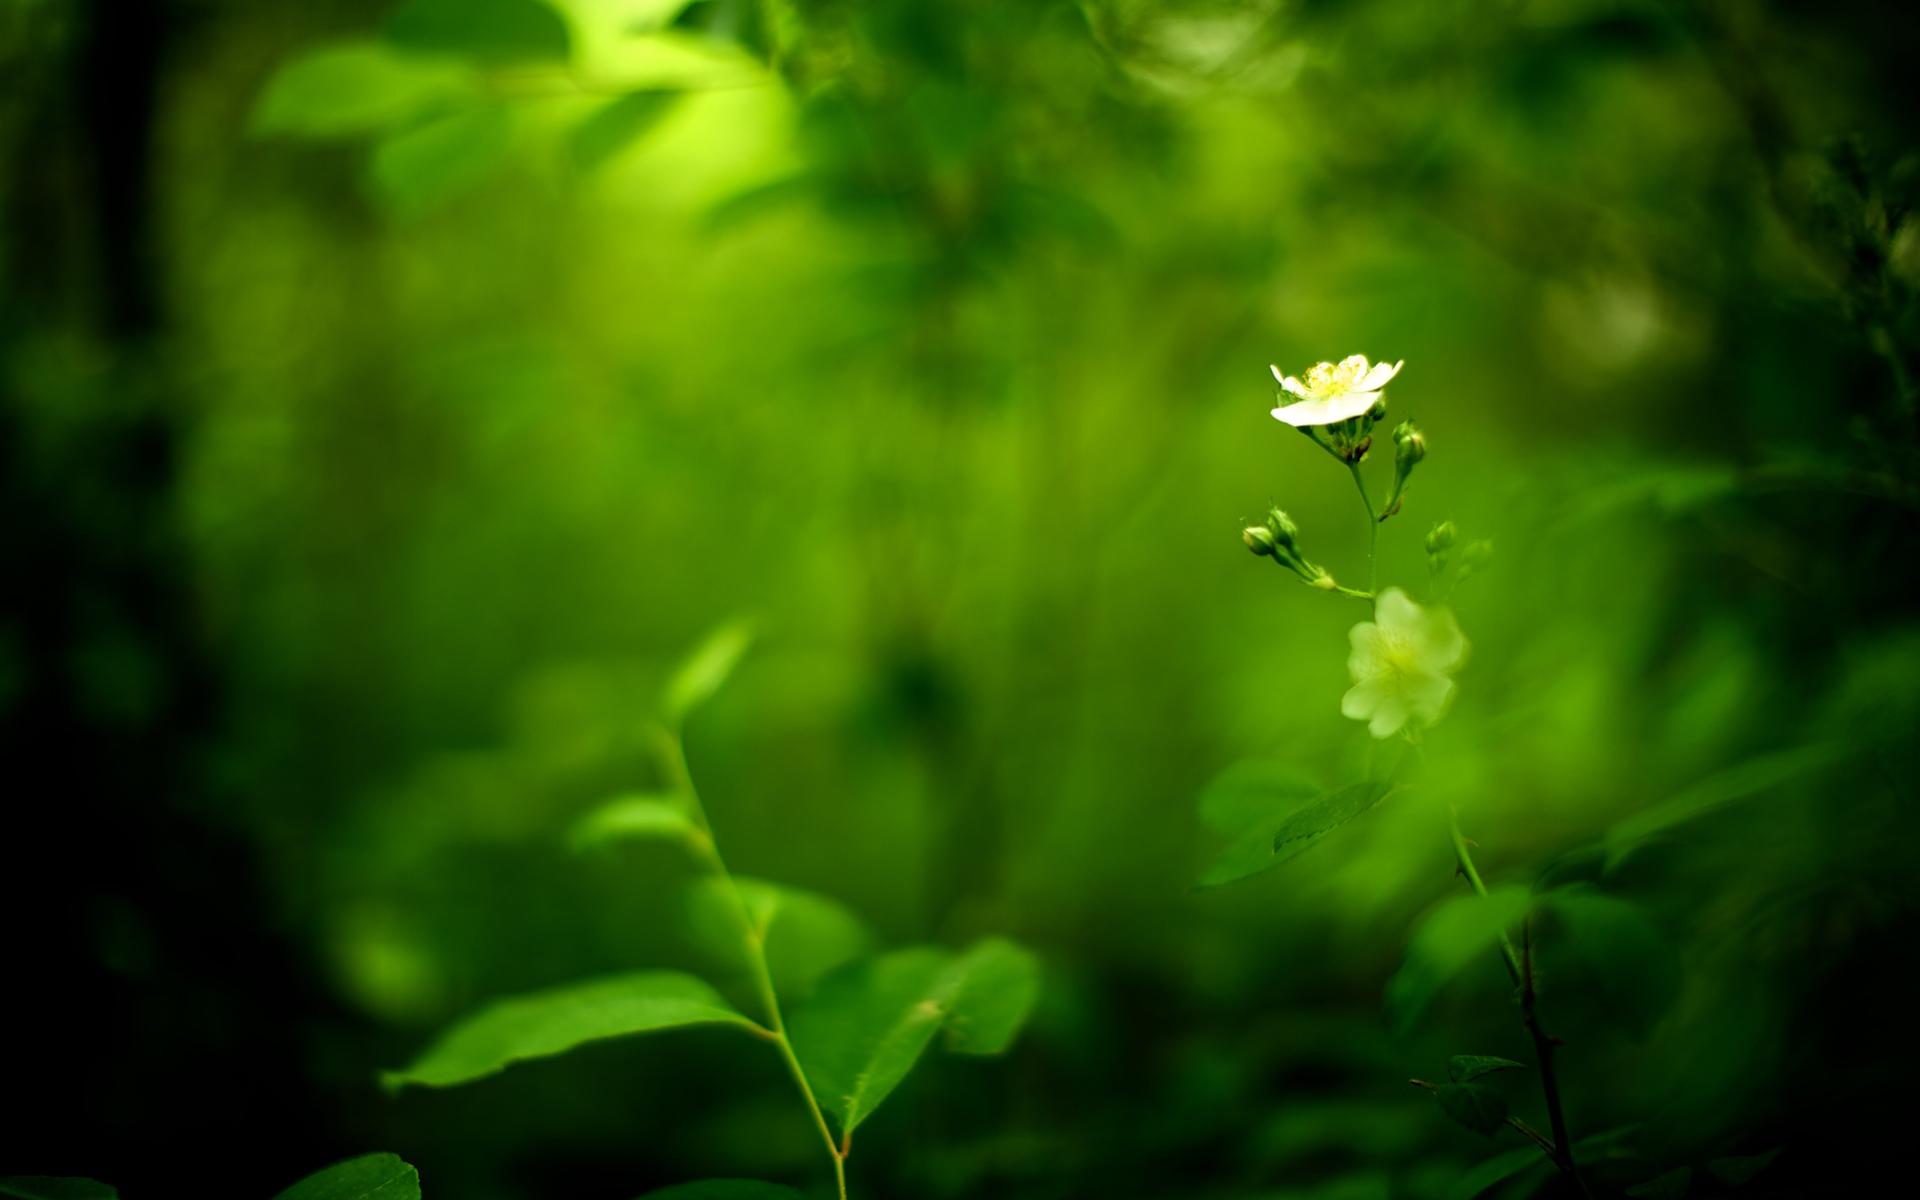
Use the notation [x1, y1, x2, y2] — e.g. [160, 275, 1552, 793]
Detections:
[1348, 461, 1379, 602]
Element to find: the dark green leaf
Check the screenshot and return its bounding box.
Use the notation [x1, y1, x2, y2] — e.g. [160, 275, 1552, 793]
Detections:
[1385, 886, 1528, 1033]
[252, 42, 474, 138]
[1432, 1082, 1508, 1136]
[665, 621, 755, 724]
[1446, 1146, 1548, 1200]
[368, 105, 514, 220]
[1708, 1149, 1781, 1187]
[273, 1155, 420, 1200]
[635, 1184, 801, 1200]
[1196, 780, 1393, 888]
[570, 92, 683, 173]
[385, 971, 758, 1088]
[1536, 887, 1681, 1036]
[1447, 1055, 1526, 1083]
[686, 876, 874, 1003]
[1195, 759, 1322, 836]
[0, 1181, 117, 1200]
[1626, 1167, 1691, 1199]
[387, 0, 571, 65]
[572, 792, 700, 851]
[1605, 744, 1843, 870]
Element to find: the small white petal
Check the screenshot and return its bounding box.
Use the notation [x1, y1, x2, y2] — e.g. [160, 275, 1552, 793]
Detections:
[1373, 587, 1422, 634]
[1421, 607, 1468, 671]
[1404, 673, 1456, 724]
[1341, 680, 1383, 721]
[1279, 374, 1311, 398]
[1367, 697, 1411, 739]
[1270, 389, 1379, 427]
[1270, 363, 1286, 384]
[1357, 360, 1404, 391]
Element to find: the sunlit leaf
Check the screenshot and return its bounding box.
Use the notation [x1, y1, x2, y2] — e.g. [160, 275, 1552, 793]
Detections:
[273, 1155, 420, 1200]
[1448, 1055, 1525, 1083]
[790, 939, 1040, 1138]
[387, 0, 572, 65]
[1625, 1167, 1691, 1199]
[1604, 743, 1844, 870]
[1431, 1081, 1507, 1136]
[1195, 759, 1322, 836]
[252, 42, 473, 138]
[572, 792, 701, 850]
[665, 620, 756, 725]
[570, 91, 683, 172]
[1196, 780, 1393, 888]
[0, 1181, 117, 1200]
[1386, 886, 1529, 1034]
[368, 105, 515, 219]
[686, 876, 874, 1003]
[634, 1184, 801, 1200]
[385, 970, 759, 1088]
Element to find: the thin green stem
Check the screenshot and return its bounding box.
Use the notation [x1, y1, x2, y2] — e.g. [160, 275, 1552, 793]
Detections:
[662, 728, 851, 1200]
[1348, 462, 1379, 601]
[1445, 803, 1521, 984]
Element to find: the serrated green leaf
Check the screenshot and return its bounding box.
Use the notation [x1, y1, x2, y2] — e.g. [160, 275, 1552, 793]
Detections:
[1605, 744, 1843, 870]
[385, 970, 758, 1088]
[790, 939, 1039, 1138]
[665, 621, 755, 724]
[572, 792, 700, 850]
[273, 1155, 420, 1200]
[686, 876, 874, 1003]
[1432, 1082, 1508, 1136]
[387, 0, 571, 65]
[252, 42, 473, 138]
[1626, 1167, 1691, 1199]
[1195, 759, 1322, 836]
[1386, 886, 1529, 1034]
[943, 938, 1041, 1055]
[0, 1181, 117, 1200]
[635, 1183, 801, 1200]
[368, 105, 514, 219]
[1447, 1055, 1526, 1083]
[1707, 1148, 1781, 1186]
[1196, 780, 1393, 888]
[570, 91, 682, 172]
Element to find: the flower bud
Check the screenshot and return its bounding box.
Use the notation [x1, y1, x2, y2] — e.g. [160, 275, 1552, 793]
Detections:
[1265, 507, 1300, 546]
[1393, 421, 1427, 469]
[1425, 521, 1457, 555]
[1459, 539, 1494, 577]
[1243, 525, 1277, 556]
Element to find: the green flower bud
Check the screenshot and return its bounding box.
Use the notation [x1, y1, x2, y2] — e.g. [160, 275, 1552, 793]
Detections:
[1459, 539, 1494, 577]
[1393, 421, 1427, 469]
[1243, 525, 1277, 556]
[1425, 521, 1457, 555]
[1265, 507, 1300, 546]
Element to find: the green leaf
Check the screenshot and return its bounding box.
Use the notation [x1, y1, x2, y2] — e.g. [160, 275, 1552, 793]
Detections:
[1447, 1055, 1526, 1083]
[664, 620, 756, 725]
[635, 1184, 801, 1200]
[273, 1155, 420, 1200]
[1605, 743, 1843, 870]
[387, 0, 572, 65]
[1385, 886, 1529, 1034]
[1626, 1167, 1691, 1199]
[368, 105, 514, 219]
[686, 876, 874, 1003]
[1431, 1082, 1508, 1137]
[1195, 759, 1322, 836]
[570, 91, 683, 173]
[1536, 887, 1681, 1036]
[1446, 1145, 1548, 1200]
[790, 939, 1039, 1138]
[1708, 1149, 1781, 1187]
[252, 42, 473, 138]
[385, 970, 758, 1088]
[1196, 780, 1393, 888]
[572, 792, 700, 851]
[0, 1181, 118, 1200]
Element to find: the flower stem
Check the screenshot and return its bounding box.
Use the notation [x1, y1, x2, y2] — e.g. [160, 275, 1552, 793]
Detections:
[1347, 462, 1379, 601]
[662, 729, 851, 1200]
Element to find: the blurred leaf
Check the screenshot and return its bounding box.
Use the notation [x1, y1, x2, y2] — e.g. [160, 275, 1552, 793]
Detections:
[635, 1185, 801, 1200]
[1195, 759, 1322, 836]
[1448, 1055, 1525, 1083]
[1708, 1149, 1781, 1186]
[387, 0, 571, 65]
[1196, 780, 1393, 888]
[572, 792, 700, 850]
[687, 876, 874, 1002]
[273, 1155, 419, 1200]
[1446, 1145, 1546, 1200]
[1536, 887, 1681, 1036]
[368, 105, 515, 219]
[385, 971, 758, 1088]
[790, 939, 1039, 1138]
[0, 1182, 117, 1200]
[570, 91, 683, 172]
[1605, 743, 1844, 870]
[1626, 1167, 1691, 1199]
[1431, 1082, 1508, 1137]
[252, 42, 473, 138]
[1386, 886, 1529, 1034]
[665, 620, 756, 725]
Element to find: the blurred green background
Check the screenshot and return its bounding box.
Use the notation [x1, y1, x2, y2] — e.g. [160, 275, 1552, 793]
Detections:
[6, 0, 1920, 1196]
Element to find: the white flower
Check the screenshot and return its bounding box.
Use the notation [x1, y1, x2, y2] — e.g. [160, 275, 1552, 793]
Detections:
[1269, 355, 1403, 428]
[1340, 587, 1466, 738]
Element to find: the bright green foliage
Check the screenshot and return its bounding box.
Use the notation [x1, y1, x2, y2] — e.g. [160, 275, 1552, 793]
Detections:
[686, 876, 874, 1003]
[385, 0, 571, 65]
[664, 620, 756, 726]
[1385, 887, 1530, 1033]
[570, 92, 683, 173]
[0, 1181, 117, 1200]
[790, 939, 1040, 1139]
[1446, 1056, 1525, 1084]
[273, 1155, 421, 1200]
[251, 42, 473, 137]
[1428, 1082, 1507, 1137]
[571, 792, 700, 850]
[634, 1184, 802, 1200]
[369, 106, 516, 220]
[385, 971, 759, 1088]
[1197, 779, 1394, 887]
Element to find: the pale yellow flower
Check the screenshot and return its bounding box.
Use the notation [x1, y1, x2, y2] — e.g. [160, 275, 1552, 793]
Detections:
[1341, 587, 1466, 738]
[1270, 355, 1403, 428]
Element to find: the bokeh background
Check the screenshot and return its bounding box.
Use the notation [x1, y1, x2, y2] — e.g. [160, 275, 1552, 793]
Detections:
[6, 1, 1920, 1196]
